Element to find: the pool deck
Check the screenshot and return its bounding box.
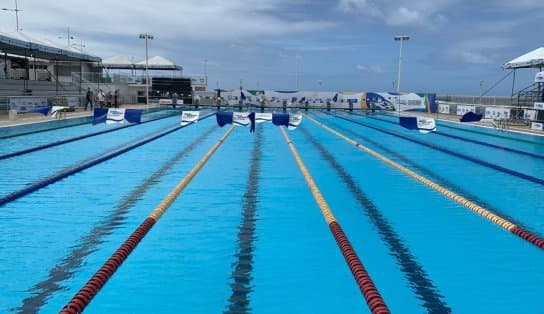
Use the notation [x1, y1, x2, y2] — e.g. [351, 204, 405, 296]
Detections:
[1, 106, 543, 136]
[0, 104, 158, 127]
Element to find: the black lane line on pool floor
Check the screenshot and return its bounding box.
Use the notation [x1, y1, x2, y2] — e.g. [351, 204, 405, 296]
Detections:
[353, 113, 544, 160]
[318, 115, 536, 234]
[299, 126, 452, 313]
[15, 125, 218, 314]
[225, 125, 262, 314]
[0, 112, 184, 160]
[328, 113, 544, 186]
[0, 112, 216, 207]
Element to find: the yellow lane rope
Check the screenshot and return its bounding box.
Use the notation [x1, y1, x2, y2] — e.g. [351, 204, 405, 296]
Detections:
[304, 114, 518, 232]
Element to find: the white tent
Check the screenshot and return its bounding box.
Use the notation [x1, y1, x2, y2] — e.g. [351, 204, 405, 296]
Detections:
[136, 56, 181, 70]
[503, 47, 544, 69]
[102, 55, 134, 68]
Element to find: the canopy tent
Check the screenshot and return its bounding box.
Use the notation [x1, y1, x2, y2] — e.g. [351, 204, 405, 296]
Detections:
[101, 55, 182, 71]
[0, 30, 100, 62]
[135, 56, 182, 70]
[102, 55, 134, 68]
[503, 47, 544, 69]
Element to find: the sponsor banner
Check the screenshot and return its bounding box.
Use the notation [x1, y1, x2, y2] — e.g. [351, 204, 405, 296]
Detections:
[159, 99, 173, 105]
[456, 104, 476, 116]
[485, 107, 510, 119]
[416, 117, 436, 134]
[438, 104, 450, 114]
[531, 122, 543, 130]
[191, 76, 207, 86]
[255, 112, 272, 123]
[106, 108, 127, 124]
[534, 102, 544, 110]
[9, 97, 48, 113]
[399, 116, 436, 134]
[233, 112, 251, 126]
[93, 108, 142, 125]
[524, 109, 537, 120]
[181, 111, 200, 126]
[288, 114, 303, 130]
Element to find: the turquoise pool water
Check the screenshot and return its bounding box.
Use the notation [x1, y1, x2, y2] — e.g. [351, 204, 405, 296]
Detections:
[0, 110, 542, 313]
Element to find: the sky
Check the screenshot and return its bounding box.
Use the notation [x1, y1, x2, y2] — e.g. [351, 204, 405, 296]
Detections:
[1, 0, 543, 95]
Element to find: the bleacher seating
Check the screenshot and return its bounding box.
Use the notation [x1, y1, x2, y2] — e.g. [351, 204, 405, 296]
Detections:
[0, 79, 82, 97]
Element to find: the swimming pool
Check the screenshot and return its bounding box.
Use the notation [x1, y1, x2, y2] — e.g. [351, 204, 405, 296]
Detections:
[1, 109, 543, 313]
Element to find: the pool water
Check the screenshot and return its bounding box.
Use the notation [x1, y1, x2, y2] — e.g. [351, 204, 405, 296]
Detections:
[0, 110, 542, 313]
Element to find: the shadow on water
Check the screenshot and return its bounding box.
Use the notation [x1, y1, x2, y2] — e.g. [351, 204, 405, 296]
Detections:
[300, 125, 452, 314]
[15, 125, 218, 314]
[224, 125, 263, 314]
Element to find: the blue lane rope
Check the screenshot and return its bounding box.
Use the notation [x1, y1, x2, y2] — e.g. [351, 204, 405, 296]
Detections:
[0, 112, 216, 207]
[355, 113, 544, 160]
[328, 113, 544, 186]
[0, 112, 182, 161]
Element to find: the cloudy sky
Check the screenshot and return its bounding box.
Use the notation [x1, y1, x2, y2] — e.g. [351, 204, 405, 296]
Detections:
[1, 0, 543, 94]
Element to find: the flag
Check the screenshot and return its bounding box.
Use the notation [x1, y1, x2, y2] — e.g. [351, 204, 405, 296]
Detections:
[181, 111, 200, 126]
[30, 106, 49, 116]
[241, 91, 246, 101]
[460, 111, 482, 122]
[399, 116, 436, 134]
[92, 108, 143, 125]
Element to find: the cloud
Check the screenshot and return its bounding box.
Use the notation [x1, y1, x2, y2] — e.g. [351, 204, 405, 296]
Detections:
[337, 0, 457, 27]
[356, 64, 383, 73]
[11, 0, 335, 41]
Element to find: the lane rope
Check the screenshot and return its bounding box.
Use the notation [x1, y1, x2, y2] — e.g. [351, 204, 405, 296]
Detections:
[0, 112, 216, 207]
[354, 113, 544, 159]
[279, 127, 390, 314]
[0, 111, 182, 161]
[305, 114, 544, 250]
[60, 125, 235, 314]
[329, 112, 544, 186]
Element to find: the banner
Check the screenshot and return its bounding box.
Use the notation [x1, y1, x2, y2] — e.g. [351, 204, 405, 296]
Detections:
[9, 97, 48, 113]
[399, 116, 436, 134]
[181, 111, 200, 126]
[255, 113, 272, 123]
[524, 109, 537, 121]
[438, 104, 450, 114]
[531, 122, 543, 130]
[92, 108, 143, 125]
[456, 105, 476, 116]
[216, 111, 302, 131]
[485, 107, 510, 119]
[534, 102, 544, 110]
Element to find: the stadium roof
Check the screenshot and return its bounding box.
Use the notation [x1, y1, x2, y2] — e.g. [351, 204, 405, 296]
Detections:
[0, 30, 100, 62]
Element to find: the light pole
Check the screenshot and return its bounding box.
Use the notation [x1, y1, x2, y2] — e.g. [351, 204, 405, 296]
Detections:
[394, 35, 409, 113]
[2, 0, 22, 32]
[139, 33, 153, 106]
[394, 35, 409, 93]
[59, 27, 74, 46]
[479, 80, 484, 105]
